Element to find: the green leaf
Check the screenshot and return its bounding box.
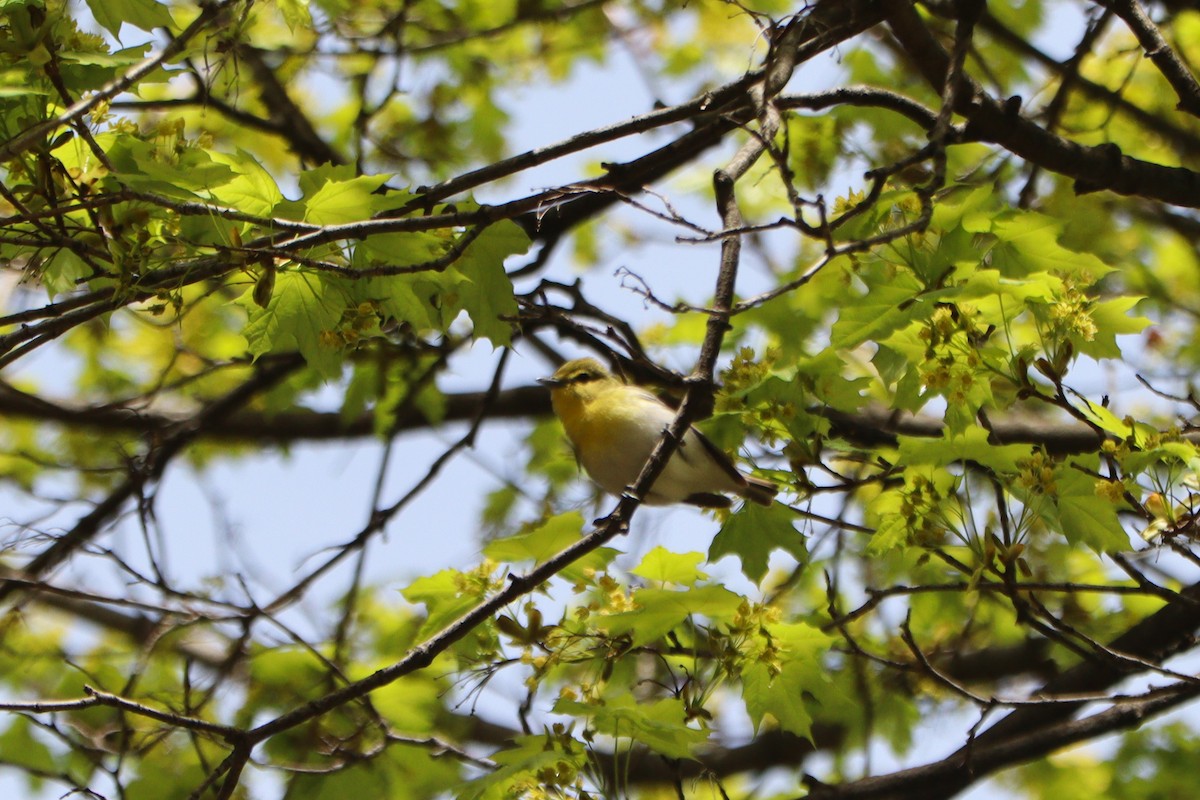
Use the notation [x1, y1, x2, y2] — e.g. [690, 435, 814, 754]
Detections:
[597, 584, 742, 646]
[42, 247, 89, 297]
[867, 512, 912, 555]
[107, 135, 237, 197]
[283, 764, 394, 800]
[554, 696, 706, 759]
[246, 647, 326, 702]
[126, 759, 208, 800]
[830, 271, 925, 349]
[0, 718, 58, 781]
[85, 0, 174, 38]
[930, 184, 994, 231]
[897, 428, 1029, 474]
[358, 271, 456, 333]
[630, 546, 708, 585]
[872, 343, 909, 387]
[361, 675, 440, 736]
[793, 350, 868, 411]
[865, 468, 960, 555]
[239, 270, 349, 377]
[457, 735, 584, 800]
[1051, 463, 1130, 553]
[304, 174, 389, 225]
[0, 85, 49, 97]
[955, 267, 1058, 305]
[402, 568, 483, 639]
[483, 513, 617, 582]
[284, 744, 462, 800]
[743, 661, 814, 740]
[212, 149, 284, 218]
[1077, 402, 1152, 443]
[312, 0, 353, 14]
[277, 0, 312, 30]
[742, 622, 834, 741]
[483, 511, 584, 563]
[1122, 441, 1199, 474]
[357, 230, 447, 265]
[56, 47, 150, 68]
[710, 502, 806, 583]
[348, 231, 462, 333]
[297, 163, 358, 196]
[451, 221, 528, 345]
[1076, 296, 1151, 359]
[982, 211, 1113, 280]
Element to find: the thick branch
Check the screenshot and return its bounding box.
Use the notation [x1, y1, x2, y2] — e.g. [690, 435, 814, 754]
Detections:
[804, 576, 1200, 798]
[976, 8, 1200, 160]
[233, 45, 347, 166]
[1103, 0, 1200, 118]
[969, 578, 1200, 748]
[5, 380, 1191, 458]
[804, 682, 1200, 799]
[883, 0, 1200, 207]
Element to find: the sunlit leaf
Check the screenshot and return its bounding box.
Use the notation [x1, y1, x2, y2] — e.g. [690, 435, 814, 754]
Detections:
[85, 0, 174, 38]
[239, 270, 349, 377]
[710, 501, 807, 583]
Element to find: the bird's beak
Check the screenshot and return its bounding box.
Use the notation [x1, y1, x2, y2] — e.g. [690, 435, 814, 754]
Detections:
[537, 377, 563, 387]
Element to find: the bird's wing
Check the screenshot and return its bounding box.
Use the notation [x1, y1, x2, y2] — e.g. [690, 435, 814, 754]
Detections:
[681, 491, 733, 508]
[628, 388, 745, 485]
[685, 426, 747, 486]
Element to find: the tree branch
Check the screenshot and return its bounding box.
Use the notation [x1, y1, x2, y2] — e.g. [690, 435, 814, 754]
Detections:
[804, 682, 1200, 799]
[232, 44, 347, 166]
[1102, 0, 1200, 118]
[883, 0, 1200, 207]
[4, 377, 1188, 459]
[975, 7, 1200, 160]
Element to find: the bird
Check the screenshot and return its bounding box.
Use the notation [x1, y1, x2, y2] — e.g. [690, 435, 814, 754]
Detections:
[539, 358, 778, 508]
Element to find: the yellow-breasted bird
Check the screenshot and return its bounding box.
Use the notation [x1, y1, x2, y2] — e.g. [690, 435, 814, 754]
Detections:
[539, 358, 778, 508]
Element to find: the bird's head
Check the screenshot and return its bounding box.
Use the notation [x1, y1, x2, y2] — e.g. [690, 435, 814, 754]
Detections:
[538, 358, 619, 401]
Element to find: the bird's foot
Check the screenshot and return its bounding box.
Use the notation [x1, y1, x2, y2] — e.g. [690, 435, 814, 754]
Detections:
[593, 503, 633, 534]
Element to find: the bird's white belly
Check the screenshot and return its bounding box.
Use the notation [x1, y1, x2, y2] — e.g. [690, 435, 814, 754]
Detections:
[577, 414, 737, 505]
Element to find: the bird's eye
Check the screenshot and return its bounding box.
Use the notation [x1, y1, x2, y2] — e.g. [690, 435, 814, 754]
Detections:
[570, 371, 598, 384]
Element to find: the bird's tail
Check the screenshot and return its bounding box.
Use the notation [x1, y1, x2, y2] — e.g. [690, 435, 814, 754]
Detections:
[740, 476, 778, 506]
